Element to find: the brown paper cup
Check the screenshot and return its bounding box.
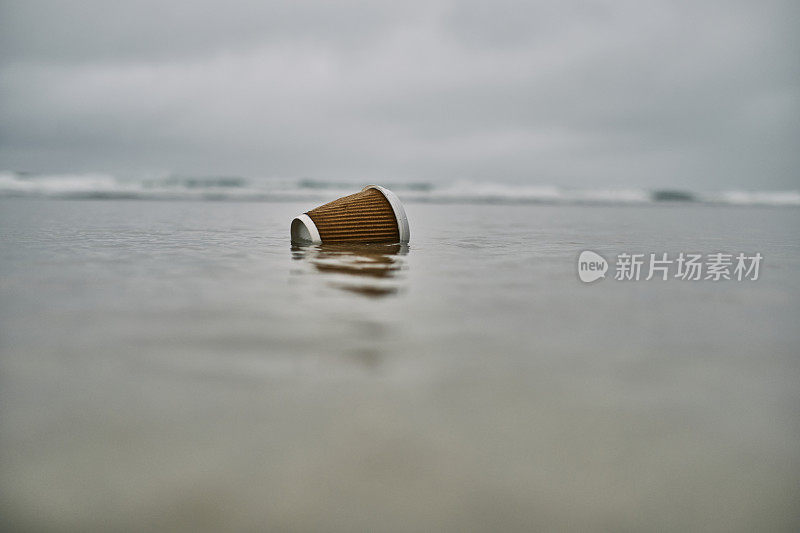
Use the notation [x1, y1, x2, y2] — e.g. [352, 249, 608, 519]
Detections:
[291, 185, 410, 245]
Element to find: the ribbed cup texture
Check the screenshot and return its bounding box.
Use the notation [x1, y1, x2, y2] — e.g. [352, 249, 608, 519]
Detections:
[306, 188, 400, 243]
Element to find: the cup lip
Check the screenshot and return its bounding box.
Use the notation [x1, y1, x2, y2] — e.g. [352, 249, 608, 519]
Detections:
[362, 185, 410, 244]
[291, 213, 322, 244]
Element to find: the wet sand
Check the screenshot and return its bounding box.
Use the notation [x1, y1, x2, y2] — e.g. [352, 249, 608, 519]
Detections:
[1, 199, 799, 531]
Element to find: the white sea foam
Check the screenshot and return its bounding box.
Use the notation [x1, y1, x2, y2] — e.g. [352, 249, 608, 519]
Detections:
[0, 171, 797, 206]
[712, 190, 800, 206]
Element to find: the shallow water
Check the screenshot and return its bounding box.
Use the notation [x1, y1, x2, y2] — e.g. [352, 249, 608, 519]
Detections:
[1, 199, 799, 531]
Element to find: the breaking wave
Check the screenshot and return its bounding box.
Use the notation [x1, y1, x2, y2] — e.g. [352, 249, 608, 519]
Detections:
[1, 171, 798, 207]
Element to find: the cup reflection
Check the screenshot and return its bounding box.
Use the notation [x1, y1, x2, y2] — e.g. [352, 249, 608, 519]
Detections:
[291, 243, 408, 298]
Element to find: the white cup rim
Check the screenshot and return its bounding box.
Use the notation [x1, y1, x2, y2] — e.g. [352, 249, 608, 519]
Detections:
[290, 213, 322, 244]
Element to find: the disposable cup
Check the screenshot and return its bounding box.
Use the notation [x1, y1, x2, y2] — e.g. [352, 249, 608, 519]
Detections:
[291, 185, 409, 244]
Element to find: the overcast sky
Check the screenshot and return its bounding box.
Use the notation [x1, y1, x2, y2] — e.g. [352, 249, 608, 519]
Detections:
[1, 0, 798, 189]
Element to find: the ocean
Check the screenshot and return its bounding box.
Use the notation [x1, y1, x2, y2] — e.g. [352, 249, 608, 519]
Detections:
[2, 170, 800, 206]
[1, 186, 799, 531]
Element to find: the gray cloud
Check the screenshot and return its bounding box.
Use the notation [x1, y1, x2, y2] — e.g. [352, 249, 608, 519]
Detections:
[1, 0, 798, 188]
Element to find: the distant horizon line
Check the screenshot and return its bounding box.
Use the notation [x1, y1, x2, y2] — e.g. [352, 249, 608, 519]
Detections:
[2, 169, 798, 194]
[2, 170, 798, 207]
